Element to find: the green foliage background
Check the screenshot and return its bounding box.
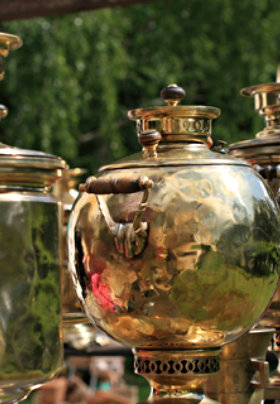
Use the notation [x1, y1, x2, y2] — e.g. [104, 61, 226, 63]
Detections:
[0, 2, 279, 402]
[0, 0, 280, 173]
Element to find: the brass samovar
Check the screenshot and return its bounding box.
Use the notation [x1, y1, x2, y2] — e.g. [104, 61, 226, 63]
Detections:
[0, 33, 66, 404]
[229, 71, 280, 402]
[68, 84, 280, 403]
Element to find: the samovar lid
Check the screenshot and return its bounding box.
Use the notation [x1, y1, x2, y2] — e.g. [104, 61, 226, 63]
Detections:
[100, 84, 248, 171]
[129, 84, 221, 143]
[0, 141, 67, 189]
[230, 67, 280, 164]
[0, 142, 66, 170]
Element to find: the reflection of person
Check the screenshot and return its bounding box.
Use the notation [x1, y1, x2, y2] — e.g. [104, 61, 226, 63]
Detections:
[65, 375, 89, 403]
[65, 374, 131, 404]
[85, 390, 131, 404]
[97, 370, 111, 391]
[34, 361, 132, 404]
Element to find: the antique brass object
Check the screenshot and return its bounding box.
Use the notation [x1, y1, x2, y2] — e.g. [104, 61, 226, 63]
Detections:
[68, 84, 280, 403]
[0, 33, 67, 404]
[53, 168, 113, 351]
[229, 69, 280, 401]
[206, 328, 273, 404]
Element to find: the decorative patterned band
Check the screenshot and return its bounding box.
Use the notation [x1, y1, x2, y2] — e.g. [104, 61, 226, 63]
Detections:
[136, 117, 212, 141]
[134, 355, 220, 376]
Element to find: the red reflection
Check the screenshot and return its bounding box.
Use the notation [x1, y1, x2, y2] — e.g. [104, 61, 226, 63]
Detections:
[83, 254, 117, 312]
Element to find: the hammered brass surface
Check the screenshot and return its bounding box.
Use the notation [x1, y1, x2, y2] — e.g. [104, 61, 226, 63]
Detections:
[101, 143, 247, 171]
[230, 74, 280, 331]
[69, 160, 280, 350]
[0, 192, 63, 404]
[68, 85, 280, 404]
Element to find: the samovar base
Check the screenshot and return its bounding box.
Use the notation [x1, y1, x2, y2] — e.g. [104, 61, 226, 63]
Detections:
[134, 348, 220, 404]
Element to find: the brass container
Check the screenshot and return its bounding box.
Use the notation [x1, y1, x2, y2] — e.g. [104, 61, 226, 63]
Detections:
[229, 71, 280, 400]
[206, 328, 273, 404]
[0, 33, 66, 404]
[68, 84, 280, 403]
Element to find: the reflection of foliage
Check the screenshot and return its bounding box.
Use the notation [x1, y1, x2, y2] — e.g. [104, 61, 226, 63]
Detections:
[170, 247, 279, 331]
[0, 201, 61, 378]
[170, 195, 280, 330]
[0, 1, 280, 171]
[238, 241, 280, 277]
[217, 198, 280, 277]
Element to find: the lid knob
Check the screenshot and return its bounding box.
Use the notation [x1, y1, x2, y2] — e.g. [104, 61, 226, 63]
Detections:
[138, 130, 162, 157]
[161, 84, 186, 106]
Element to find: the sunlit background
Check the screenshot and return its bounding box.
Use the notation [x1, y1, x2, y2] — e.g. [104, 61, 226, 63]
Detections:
[0, 0, 279, 175]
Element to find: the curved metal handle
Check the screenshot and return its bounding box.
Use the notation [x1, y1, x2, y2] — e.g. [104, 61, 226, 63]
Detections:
[250, 358, 269, 389]
[79, 175, 153, 258]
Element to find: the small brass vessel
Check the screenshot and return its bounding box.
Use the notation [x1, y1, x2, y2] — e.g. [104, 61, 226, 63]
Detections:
[0, 33, 66, 404]
[68, 84, 280, 403]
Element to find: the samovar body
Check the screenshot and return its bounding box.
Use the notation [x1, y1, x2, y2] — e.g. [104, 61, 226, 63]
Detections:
[70, 161, 279, 349]
[68, 85, 280, 403]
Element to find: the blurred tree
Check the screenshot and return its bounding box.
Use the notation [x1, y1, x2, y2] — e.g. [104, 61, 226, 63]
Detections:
[0, 0, 279, 172]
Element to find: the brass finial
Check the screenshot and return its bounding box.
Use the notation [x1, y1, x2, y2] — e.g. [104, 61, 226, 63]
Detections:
[161, 84, 186, 106]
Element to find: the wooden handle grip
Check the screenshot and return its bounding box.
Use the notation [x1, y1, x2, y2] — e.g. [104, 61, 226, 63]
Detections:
[79, 176, 152, 195]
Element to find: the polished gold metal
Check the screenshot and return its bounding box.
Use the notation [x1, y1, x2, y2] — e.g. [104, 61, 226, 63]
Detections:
[53, 168, 88, 323]
[79, 175, 153, 258]
[206, 328, 273, 404]
[230, 68, 280, 401]
[53, 167, 87, 320]
[0, 33, 66, 404]
[53, 167, 114, 351]
[0, 33, 22, 81]
[129, 84, 220, 144]
[0, 33, 22, 55]
[135, 348, 220, 404]
[69, 84, 280, 403]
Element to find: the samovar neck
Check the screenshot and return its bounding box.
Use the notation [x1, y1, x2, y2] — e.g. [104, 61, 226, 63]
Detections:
[128, 84, 220, 146]
[241, 69, 280, 138]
